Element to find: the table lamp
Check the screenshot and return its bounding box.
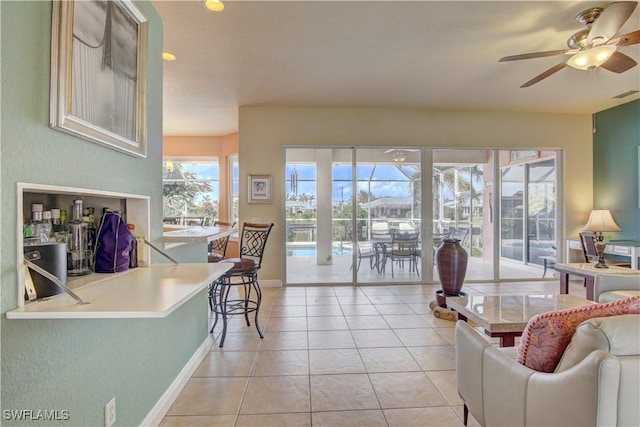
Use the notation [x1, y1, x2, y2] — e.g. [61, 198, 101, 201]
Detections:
[583, 209, 621, 268]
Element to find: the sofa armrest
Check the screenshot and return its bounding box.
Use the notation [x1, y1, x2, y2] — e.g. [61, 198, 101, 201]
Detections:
[456, 321, 621, 427]
[594, 274, 640, 299]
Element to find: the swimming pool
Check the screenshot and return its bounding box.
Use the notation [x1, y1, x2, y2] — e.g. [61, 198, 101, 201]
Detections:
[286, 245, 352, 257]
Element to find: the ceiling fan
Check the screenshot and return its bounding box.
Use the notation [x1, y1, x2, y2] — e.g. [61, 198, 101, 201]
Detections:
[384, 148, 419, 162]
[500, 1, 640, 88]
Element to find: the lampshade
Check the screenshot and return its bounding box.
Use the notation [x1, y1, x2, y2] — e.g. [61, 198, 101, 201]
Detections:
[204, 0, 224, 12]
[583, 209, 622, 233]
[567, 45, 616, 70]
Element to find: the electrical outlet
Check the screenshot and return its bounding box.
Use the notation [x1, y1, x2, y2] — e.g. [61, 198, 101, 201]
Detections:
[105, 397, 116, 427]
[252, 217, 262, 223]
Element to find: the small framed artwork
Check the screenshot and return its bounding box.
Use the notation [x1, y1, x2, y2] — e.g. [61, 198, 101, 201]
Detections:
[248, 175, 272, 204]
[49, 0, 148, 158]
[509, 150, 538, 163]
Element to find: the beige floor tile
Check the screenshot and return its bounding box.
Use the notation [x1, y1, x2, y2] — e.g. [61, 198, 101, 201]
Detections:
[408, 346, 457, 371]
[265, 316, 308, 332]
[236, 412, 311, 426]
[307, 316, 349, 331]
[252, 350, 309, 376]
[359, 347, 422, 373]
[407, 302, 437, 314]
[260, 331, 308, 350]
[373, 303, 415, 315]
[312, 410, 388, 426]
[306, 305, 344, 317]
[351, 329, 404, 348]
[211, 332, 262, 352]
[452, 405, 481, 426]
[167, 377, 248, 416]
[192, 351, 257, 377]
[210, 332, 263, 352]
[308, 330, 356, 349]
[344, 315, 390, 330]
[159, 415, 236, 426]
[240, 376, 311, 414]
[333, 287, 366, 296]
[394, 328, 450, 347]
[269, 305, 307, 317]
[337, 295, 375, 305]
[434, 327, 457, 345]
[382, 314, 430, 328]
[361, 287, 395, 296]
[273, 296, 307, 306]
[339, 304, 379, 315]
[419, 313, 458, 328]
[277, 287, 306, 296]
[425, 370, 464, 406]
[369, 372, 448, 409]
[384, 406, 463, 426]
[306, 296, 340, 305]
[310, 374, 380, 412]
[367, 295, 405, 304]
[306, 288, 337, 296]
[309, 349, 366, 374]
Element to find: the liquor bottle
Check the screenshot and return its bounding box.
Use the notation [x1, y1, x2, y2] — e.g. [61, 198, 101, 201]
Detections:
[41, 210, 53, 241]
[29, 203, 47, 242]
[127, 223, 138, 268]
[67, 199, 90, 276]
[51, 208, 67, 244]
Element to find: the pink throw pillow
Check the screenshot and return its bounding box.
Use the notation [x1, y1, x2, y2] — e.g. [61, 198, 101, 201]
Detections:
[516, 296, 640, 372]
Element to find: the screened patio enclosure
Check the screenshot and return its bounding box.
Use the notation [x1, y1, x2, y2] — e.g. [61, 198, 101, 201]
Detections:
[283, 148, 560, 286]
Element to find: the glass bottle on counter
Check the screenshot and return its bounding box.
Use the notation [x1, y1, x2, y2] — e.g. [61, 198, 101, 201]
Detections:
[67, 199, 91, 276]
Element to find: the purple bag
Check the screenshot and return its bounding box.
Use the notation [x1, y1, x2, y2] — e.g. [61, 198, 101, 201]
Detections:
[94, 211, 132, 273]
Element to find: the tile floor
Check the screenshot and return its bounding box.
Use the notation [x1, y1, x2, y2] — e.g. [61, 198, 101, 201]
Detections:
[160, 280, 587, 427]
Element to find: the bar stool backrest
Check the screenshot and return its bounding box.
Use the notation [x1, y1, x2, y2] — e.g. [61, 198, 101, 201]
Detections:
[208, 220, 236, 256]
[239, 222, 274, 268]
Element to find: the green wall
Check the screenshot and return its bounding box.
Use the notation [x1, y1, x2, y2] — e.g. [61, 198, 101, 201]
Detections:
[593, 99, 640, 240]
[1, 1, 208, 425]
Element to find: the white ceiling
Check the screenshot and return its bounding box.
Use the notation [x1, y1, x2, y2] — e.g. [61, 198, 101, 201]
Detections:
[154, 1, 640, 136]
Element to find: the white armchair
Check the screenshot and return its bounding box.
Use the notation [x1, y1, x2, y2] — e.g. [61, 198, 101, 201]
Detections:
[456, 314, 640, 426]
[594, 273, 640, 303]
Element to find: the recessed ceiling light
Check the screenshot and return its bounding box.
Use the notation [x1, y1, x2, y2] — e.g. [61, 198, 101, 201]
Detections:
[204, 0, 224, 12]
[162, 52, 177, 61]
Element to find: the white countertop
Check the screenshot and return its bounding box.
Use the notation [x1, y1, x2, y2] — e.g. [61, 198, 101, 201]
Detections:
[7, 263, 231, 320]
[162, 225, 236, 244]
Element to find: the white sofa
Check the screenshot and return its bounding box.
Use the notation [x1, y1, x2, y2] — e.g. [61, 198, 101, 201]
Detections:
[456, 314, 640, 426]
[594, 274, 640, 303]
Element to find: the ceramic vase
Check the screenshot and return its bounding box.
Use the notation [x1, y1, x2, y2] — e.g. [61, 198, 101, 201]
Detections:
[436, 238, 468, 296]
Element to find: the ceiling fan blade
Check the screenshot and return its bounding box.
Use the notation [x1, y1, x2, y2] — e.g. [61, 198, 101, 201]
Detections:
[499, 50, 570, 62]
[587, 1, 638, 43]
[520, 62, 568, 88]
[608, 29, 640, 47]
[600, 51, 638, 72]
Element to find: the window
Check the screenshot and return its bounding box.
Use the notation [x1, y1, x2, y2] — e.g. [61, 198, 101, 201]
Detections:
[229, 155, 239, 223]
[162, 159, 219, 222]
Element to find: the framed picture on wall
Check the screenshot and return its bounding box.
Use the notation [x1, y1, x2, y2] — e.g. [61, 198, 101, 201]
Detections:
[248, 175, 272, 204]
[49, 0, 148, 158]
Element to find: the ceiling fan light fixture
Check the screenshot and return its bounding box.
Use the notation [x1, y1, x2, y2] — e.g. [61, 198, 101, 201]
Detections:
[204, 0, 224, 12]
[567, 44, 617, 70]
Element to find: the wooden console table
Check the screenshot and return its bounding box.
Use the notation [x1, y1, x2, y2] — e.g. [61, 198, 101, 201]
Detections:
[554, 263, 640, 301]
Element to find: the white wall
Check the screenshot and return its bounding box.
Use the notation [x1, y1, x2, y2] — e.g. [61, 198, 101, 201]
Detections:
[239, 106, 593, 281]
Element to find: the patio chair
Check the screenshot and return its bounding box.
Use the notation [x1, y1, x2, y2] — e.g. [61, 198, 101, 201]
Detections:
[383, 230, 420, 277]
[351, 241, 379, 272]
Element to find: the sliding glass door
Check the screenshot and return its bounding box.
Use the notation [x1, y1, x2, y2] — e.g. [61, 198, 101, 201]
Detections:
[283, 147, 560, 286]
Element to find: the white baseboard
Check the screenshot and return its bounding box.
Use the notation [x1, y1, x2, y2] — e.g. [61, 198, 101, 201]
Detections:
[141, 335, 213, 426]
